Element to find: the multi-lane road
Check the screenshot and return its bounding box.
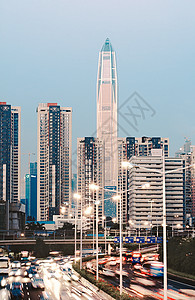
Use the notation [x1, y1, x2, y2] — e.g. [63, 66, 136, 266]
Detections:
[87, 256, 195, 300]
[1, 254, 195, 299]
[0, 259, 104, 300]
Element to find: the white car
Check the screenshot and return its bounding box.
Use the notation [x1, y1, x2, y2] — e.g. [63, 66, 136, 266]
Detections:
[9, 268, 23, 277]
[71, 273, 79, 281]
[11, 261, 21, 269]
[115, 269, 129, 277]
[63, 274, 71, 282]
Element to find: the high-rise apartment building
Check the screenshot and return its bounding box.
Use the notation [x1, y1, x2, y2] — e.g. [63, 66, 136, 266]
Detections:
[0, 102, 21, 230]
[117, 137, 169, 225]
[175, 139, 195, 225]
[122, 136, 169, 158]
[190, 147, 195, 219]
[77, 137, 104, 227]
[97, 38, 118, 187]
[128, 153, 185, 229]
[37, 103, 72, 221]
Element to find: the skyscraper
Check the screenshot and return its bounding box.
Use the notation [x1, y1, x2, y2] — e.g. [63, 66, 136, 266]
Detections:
[37, 103, 72, 221]
[128, 153, 185, 229]
[117, 136, 169, 225]
[97, 38, 118, 187]
[77, 137, 104, 227]
[0, 102, 21, 230]
[25, 162, 37, 221]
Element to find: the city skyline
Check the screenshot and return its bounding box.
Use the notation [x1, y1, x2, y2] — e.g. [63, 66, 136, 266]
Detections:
[1, 1, 195, 182]
[0, 2, 194, 299]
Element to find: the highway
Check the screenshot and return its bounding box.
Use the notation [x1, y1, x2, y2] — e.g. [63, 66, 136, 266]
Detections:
[0, 258, 104, 300]
[0, 253, 194, 299]
[87, 256, 195, 300]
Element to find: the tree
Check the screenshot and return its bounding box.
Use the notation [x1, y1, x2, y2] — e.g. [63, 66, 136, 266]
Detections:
[34, 238, 49, 258]
[25, 222, 45, 231]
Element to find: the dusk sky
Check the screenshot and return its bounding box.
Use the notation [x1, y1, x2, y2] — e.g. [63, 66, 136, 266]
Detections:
[0, 0, 195, 184]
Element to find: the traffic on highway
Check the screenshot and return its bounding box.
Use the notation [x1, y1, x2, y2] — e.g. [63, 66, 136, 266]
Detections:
[0, 253, 103, 299]
[0, 249, 194, 299]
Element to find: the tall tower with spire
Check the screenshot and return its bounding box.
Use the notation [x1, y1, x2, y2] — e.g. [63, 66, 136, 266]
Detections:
[97, 38, 118, 188]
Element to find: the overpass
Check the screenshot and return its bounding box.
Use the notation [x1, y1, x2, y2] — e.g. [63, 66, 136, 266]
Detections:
[0, 236, 161, 246]
[0, 238, 113, 246]
[0, 238, 108, 246]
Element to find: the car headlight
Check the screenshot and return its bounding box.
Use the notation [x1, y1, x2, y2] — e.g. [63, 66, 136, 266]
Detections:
[1, 278, 6, 287]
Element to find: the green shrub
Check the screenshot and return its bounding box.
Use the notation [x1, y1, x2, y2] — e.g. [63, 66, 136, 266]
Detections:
[73, 263, 139, 299]
[167, 237, 195, 276]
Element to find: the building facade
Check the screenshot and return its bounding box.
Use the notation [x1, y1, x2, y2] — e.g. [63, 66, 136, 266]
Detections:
[37, 103, 72, 221]
[0, 102, 21, 230]
[25, 162, 37, 221]
[117, 137, 169, 226]
[77, 137, 104, 227]
[124, 136, 169, 158]
[175, 139, 195, 224]
[128, 153, 185, 229]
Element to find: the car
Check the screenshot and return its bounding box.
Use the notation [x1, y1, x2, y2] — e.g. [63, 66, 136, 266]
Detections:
[102, 268, 115, 277]
[10, 282, 23, 290]
[11, 261, 21, 269]
[71, 273, 79, 281]
[107, 260, 116, 266]
[115, 269, 129, 277]
[0, 289, 11, 300]
[10, 282, 24, 299]
[63, 274, 71, 282]
[27, 267, 37, 278]
[46, 269, 56, 278]
[10, 288, 24, 299]
[31, 277, 45, 289]
[9, 268, 23, 277]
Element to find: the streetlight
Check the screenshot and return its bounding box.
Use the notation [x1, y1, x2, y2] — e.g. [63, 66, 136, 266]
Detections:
[95, 200, 100, 280]
[113, 194, 122, 295]
[73, 193, 81, 267]
[89, 184, 99, 280]
[112, 175, 150, 296]
[148, 199, 154, 235]
[102, 216, 107, 254]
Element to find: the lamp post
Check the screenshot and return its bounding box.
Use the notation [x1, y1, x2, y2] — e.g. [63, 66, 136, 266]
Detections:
[112, 164, 150, 296]
[113, 194, 122, 295]
[162, 153, 167, 300]
[95, 200, 100, 280]
[74, 193, 81, 267]
[89, 184, 99, 280]
[102, 216, 107, 254]
[73, 193, 81, 264]
[148, 199, 154, 235]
